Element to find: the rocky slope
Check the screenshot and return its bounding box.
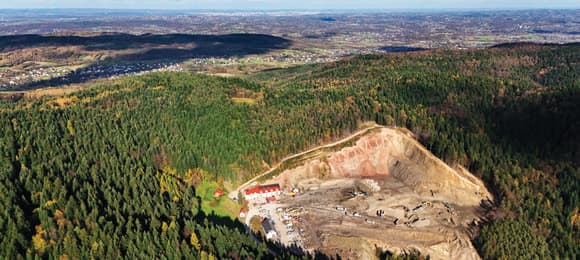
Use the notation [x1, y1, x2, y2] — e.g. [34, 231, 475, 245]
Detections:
[274, 127, 492, 206]
[270, 127, 493, 259]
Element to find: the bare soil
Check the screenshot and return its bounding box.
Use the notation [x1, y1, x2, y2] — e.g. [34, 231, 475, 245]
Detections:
[268, 127, 493, 259]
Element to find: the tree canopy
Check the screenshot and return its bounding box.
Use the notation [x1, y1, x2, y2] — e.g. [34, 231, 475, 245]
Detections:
[0, 43, 578, 258]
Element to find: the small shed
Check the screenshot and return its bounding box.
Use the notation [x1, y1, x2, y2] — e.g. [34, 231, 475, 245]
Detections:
[266, 196, 277, 203]
[262, 218, 277, 240]
[213, 189, 224, 198]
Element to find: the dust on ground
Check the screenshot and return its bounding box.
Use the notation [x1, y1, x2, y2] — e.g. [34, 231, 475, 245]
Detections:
[280, 176, 490, 259]
[255, 127, 493, 259]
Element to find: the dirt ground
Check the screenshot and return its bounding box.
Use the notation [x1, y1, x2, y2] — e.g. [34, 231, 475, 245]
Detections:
[279, 176, 488, 259]
[261, 127, 493, 259]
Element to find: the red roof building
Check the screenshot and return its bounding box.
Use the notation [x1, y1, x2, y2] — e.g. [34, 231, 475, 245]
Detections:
[213, 189, 224, 198]
[244, 184, 281, 200]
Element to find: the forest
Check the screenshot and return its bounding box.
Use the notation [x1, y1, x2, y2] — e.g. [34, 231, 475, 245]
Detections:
[0, 43, 578, 259]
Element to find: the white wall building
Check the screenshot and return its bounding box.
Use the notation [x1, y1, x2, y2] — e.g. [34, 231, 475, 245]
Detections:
[244, 184, 281, 200]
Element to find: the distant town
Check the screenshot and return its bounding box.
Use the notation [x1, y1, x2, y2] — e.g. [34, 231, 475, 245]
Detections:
[0, 9, 578, 90]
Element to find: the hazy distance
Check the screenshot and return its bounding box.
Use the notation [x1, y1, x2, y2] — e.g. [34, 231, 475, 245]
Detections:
[1, 0, 579, 10]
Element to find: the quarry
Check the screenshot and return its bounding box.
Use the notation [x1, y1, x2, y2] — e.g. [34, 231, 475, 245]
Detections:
[243, 127, 494, 260]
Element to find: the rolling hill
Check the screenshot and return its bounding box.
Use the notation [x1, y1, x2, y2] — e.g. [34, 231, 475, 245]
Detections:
[0, 43, 578, 258]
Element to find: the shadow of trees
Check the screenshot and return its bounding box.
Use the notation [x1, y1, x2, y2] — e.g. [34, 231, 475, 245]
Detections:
[490, 87, 580, 164]
[379, 46, 427, 53]
[1, 33, 292, 90]
[199, 210, 335, 259]
[0, 33, 292, 53]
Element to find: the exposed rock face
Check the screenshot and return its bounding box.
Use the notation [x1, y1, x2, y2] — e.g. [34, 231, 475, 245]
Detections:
[275, 127, 491, 206]
[326, 128, 491, 206]
[271, 127, 493, 260]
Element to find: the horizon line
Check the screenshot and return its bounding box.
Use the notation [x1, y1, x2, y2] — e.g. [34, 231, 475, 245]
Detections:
[0, 7, 579, 11]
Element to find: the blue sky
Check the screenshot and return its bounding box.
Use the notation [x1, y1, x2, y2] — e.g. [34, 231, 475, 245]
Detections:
[1, 0, 579, 9]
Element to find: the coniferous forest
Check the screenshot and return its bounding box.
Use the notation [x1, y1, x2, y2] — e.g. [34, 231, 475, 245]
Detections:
[0, 43, 578, 259]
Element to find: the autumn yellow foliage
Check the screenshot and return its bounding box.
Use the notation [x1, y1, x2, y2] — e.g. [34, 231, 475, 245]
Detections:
[190, 233, 201, 251]
[32, 225, 48, 254]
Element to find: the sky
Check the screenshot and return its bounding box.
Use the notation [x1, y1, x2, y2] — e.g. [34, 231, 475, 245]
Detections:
[0, 0, 579, 10]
